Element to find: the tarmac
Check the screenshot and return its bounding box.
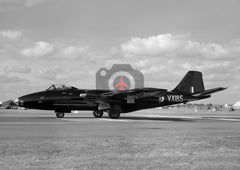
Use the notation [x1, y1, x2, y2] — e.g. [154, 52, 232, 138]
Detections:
[1, 109, 240, 169]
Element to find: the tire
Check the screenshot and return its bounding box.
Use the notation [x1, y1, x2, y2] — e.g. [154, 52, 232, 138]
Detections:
[108, 104, 122, 119]
[56, 112, 65, 118]
[108, 110, 120, 119]
[93, 110, 103, 118]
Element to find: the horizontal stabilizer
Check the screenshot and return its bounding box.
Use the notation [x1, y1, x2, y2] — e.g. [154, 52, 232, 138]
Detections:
[192, 87, 227, 97]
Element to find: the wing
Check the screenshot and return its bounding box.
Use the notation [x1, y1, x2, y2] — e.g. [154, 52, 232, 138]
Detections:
[84, 88, 167, 104]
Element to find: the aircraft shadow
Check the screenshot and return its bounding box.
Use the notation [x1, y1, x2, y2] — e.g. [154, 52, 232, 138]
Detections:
[119, 116, 195, 122]
[40, 115, 195, 122]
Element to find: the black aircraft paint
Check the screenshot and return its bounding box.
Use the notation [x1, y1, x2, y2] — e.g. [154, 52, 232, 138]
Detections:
[18, 71, 226, 119]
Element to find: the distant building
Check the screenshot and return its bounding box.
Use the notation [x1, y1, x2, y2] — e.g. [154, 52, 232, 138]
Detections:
[232, 101, 240, 110]
[224, 104, 229, 109]
[0, 100, 18, 109]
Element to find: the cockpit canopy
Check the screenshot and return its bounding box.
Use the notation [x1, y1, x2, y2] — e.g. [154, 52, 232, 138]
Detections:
[46, 84, 78, 91]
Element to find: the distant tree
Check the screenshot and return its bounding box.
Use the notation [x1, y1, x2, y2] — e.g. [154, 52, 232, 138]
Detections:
[206, 104, 213, 110]
[186, 103, 193, 109]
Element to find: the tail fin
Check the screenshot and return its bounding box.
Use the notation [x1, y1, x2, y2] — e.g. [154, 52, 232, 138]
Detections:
[172, 71, 205, 94]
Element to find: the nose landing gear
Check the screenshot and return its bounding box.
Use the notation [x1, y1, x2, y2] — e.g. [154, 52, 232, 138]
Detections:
[93, 110, 104, 118]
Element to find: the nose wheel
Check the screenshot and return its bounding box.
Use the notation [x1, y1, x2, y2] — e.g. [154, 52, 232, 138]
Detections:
[56, 112, 65, 118]
[93, 110, 103, 118]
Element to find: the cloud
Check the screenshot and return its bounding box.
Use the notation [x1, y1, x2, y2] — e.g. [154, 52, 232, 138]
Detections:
[25, 0, 46, 7]
[63, 46, 89, 57]
[0, 74, 29, 84]
[0, 0, 48, 9]
[21, 41, 54, 57]
[39, 66, 63, 80]
[121, 34, 187, 56]
[121, 33, 229, 61]
[120, 33, 235, 71]
[4, 64, 31, 74]
[0, 30, 22, 40]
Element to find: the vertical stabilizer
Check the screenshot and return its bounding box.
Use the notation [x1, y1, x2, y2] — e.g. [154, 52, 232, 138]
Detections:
[172, 71, 205, 94]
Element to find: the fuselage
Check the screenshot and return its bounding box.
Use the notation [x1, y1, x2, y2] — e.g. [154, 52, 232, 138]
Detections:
[18, 87, 210, 113]
[17, 71, 226, 119]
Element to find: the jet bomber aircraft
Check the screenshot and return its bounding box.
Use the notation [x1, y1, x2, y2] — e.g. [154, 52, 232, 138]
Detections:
[18, 71, 226, 119]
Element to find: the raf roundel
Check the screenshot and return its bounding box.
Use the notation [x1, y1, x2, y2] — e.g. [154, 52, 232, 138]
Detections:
[159, 96, 165, 103]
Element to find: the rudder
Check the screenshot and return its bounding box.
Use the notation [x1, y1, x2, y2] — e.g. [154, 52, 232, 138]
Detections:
[172, 71, 205, 94]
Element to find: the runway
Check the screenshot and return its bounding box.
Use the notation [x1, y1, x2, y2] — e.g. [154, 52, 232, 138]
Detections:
[1, 109, 240, 123]
[1, 109, 240, 169]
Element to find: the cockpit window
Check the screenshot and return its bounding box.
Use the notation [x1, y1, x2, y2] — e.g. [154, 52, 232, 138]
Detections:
[47, 85, 56, 91]
[46, 84, 77, 91]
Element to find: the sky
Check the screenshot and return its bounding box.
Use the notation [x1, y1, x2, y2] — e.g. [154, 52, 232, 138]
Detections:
[0, 0, 240, 104]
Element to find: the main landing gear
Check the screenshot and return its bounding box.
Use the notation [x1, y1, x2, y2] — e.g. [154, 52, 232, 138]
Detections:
[108, 109, 120, 119]
[55, 112, 65, 118]
[93, 108, 121, 119]
[108, 104, 122, 119]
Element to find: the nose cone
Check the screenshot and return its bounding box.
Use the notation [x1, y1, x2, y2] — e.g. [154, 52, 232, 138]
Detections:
[18, 93, 35, 107]
[18, 91, 44, 109]
[18, 96, 26, 107]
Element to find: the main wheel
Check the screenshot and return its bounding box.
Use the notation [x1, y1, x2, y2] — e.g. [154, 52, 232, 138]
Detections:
[93, 110, 103, 118]
[56, 112, 65, 118]
[108, 105, 122, 119]
[108, 110, 120, 119]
